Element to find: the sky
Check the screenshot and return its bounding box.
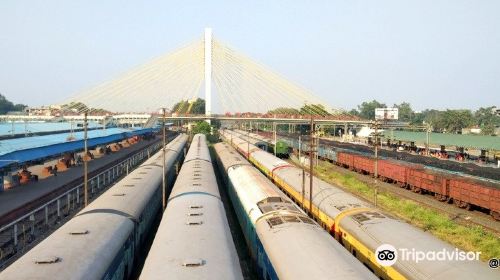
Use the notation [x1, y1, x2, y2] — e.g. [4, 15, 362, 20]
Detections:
[0, 0, 499, 111]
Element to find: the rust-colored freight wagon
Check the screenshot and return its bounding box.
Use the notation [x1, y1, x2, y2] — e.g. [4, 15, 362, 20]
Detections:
[448, 178, 500, 219]
[336, 152, 355, 169]
[406, 168, 449, 200]
[377, 159, 417, 186]
[352, 154, 375, 175]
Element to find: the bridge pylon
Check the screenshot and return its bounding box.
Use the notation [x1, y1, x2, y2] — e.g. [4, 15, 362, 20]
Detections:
[204, 27, 212, 124]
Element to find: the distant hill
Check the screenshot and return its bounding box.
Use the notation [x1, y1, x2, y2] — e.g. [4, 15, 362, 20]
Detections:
[0, 94, 27, 114]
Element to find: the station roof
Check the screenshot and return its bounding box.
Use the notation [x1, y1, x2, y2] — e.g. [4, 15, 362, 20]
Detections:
[0, 127, 156, 169]
[383, 130, 500, 151]
[0, 121, 102, 136]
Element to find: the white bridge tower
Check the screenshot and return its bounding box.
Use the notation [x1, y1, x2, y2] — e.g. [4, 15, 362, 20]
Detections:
[204, 28, 212, 121]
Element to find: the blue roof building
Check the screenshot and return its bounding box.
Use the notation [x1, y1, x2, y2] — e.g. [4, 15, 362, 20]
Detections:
[0, 127, 156, 170]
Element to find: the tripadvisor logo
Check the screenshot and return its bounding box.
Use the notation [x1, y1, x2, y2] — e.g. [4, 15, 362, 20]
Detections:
[375, 244, 398, 266]
[375, 244, 482, 267]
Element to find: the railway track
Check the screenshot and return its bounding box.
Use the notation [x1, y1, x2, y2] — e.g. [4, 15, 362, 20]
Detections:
[299, 157, 500, 235]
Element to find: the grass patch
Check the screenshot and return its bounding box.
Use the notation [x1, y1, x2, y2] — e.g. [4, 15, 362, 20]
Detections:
[314, 162, 500, 261]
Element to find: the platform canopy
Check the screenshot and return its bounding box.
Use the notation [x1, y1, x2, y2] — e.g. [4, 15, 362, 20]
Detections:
[0, 127, 156, 169]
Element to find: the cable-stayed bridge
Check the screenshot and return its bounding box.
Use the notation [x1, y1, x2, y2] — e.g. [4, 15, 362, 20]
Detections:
[60, 28, 346, 119]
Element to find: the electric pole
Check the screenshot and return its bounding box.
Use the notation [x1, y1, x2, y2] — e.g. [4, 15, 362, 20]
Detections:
[247, 125, 250, 159]
[162, 108, 167, 210]
[374, 119, 379, 207]
[273, 122, 277, 156]
[298, 135, 302, 166]
[309, 118, 314, 214]
[426, 123, 431, 156]
[84, 112, 89, 207]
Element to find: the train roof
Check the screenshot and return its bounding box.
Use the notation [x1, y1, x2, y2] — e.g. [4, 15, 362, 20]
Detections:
[255, 217, 377, 279]
[140, 195, 242, 280]
[0, 205, 134, 280]
[216, 137, 376, 279]
[213, 142, 252, 171]
[339, 212, 499, 279]
[140, 133, 242, 280]
[79, 134, 187, 220]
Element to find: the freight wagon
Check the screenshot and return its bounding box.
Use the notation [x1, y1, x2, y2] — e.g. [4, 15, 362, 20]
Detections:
[335, 149, 500, 220]
[242, 130, 500, 220]
[448, 177, 500, 219]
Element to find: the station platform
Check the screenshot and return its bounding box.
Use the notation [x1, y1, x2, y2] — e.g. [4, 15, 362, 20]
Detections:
[0, 137, 161, 223]
[0, 127, 156, 170]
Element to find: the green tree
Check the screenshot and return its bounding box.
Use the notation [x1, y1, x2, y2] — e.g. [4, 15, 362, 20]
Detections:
[191, 121, 211, 135]
[393, 102, 414, 122]
[267, 107, 300, 115]
[266, 104, 330, 116]
[60, 102, 110, 114]
[62, 102, 89, 112]
[474, 107, 499, 135]
[435, 110, 474, 133]
[172, 98, 205, 114]
[348, 108, 359, 116]
[0, 93, 26, 114]
[190, 98, 205, 114]
[172, 100, 188, 113]
[411, 111, 426, 126]
[357, 100, 386, 120]
[422, 109, 440, 127]
[171, 100, 183, 113]
[13, 104, 27, 111]
[299, 104, 331, 116]
[0, 94, 14, 114]
[481, 123, 495, 136]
